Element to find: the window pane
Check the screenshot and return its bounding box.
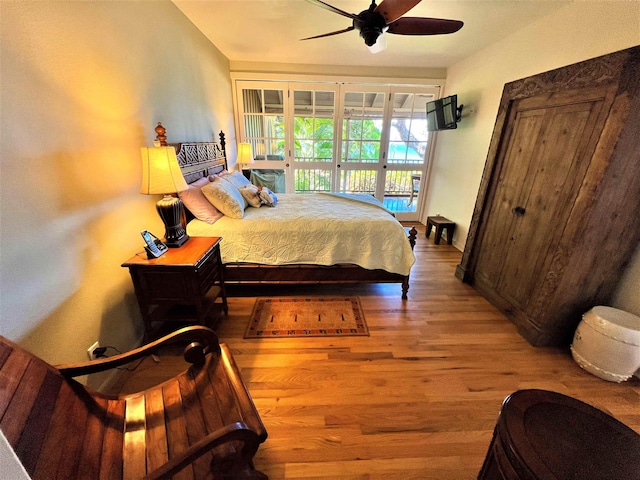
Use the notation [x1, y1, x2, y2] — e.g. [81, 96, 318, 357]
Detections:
[243, 89, 263, 113]
[314, 141, 333, 162]
[256, 138, 284, 159]
[244, 115, 263, 139]
[362, 119, 382, 141]
[315, 91, 335, 116]
[294, 116, 314, 138]
[345, 119, 363, 140]
[295, 140, 314, 161]
[361, 142, 380, 161]
[265, 115, 285, 139]
[264, 89, 283, 114]
[345, 141, 361, 161]
[315, 118, 334, 140]
[294, 90, 312, 115]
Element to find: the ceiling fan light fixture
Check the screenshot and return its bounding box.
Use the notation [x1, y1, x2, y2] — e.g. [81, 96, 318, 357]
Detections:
[361, 27, 382, 46]
[367, 29, 387, 53]
[355, 7, 387, 46]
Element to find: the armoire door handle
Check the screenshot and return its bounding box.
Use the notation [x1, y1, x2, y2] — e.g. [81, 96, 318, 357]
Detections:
[512, 206, 526, 217]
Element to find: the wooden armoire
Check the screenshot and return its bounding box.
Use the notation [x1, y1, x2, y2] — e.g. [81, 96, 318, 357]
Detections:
[456, 46, 640, 346]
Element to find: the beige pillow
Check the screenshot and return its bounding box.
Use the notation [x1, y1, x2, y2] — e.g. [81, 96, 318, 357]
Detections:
[201, 178, 245, 219]
[178, 177, 222, 224]
[239, 185, 262, 208]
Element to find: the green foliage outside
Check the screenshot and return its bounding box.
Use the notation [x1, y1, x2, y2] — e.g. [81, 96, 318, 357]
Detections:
[293, 117, 383, 192]
[260, 115, 418, 195]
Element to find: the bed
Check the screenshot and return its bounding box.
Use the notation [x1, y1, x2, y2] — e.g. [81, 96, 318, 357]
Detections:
[168, 128, 417, 299]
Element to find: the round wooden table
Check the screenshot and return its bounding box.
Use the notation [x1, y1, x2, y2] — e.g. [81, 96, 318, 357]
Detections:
[478, 389, 640, 480]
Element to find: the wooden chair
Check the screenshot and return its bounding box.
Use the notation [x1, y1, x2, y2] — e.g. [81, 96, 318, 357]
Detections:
[407, 173, 421, 206]
[0, 326, 268, 479]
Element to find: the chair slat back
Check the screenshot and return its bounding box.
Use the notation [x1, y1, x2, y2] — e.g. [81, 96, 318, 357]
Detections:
[0, 337, 122, 479]
[0, 334, 267, 480]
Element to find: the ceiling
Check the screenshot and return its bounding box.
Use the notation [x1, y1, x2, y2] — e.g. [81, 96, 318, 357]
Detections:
[173, 0, 572, 69]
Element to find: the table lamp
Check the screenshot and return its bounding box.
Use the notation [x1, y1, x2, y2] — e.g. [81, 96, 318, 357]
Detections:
[236, 142, 254, 172]
[140, 146, 189, 247]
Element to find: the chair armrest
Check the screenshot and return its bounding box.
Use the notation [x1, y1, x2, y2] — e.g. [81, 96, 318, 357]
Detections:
[56, 326, 220, 377]
[144, 422, 261, 480]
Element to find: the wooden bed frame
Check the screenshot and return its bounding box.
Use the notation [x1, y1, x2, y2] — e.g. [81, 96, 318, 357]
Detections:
[165, 125, 417, 299]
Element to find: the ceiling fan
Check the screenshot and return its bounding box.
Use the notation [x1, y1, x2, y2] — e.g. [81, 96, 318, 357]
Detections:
[302, 0, 463, 53]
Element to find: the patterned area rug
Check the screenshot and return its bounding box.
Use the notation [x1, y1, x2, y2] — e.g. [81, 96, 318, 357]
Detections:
[245, 297, 369, 338]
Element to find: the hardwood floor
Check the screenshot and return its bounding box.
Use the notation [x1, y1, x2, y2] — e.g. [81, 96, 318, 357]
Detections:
[111, 223, 640, 479]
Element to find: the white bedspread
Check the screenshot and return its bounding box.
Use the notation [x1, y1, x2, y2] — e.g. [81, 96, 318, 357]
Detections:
[187, 193, 415, 275]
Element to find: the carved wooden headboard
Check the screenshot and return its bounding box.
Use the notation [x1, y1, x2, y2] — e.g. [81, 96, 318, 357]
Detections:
[173, 139, 227, 184]
[153, 122, 228, 184]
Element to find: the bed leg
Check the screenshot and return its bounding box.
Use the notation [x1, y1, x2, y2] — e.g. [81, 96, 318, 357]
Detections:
[402, 277, 409, 299]
[404, 226, 418, 250]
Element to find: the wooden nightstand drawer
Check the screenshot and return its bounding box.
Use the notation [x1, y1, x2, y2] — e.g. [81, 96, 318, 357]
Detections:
[196, 246, 223, 295]
[137, 270, 192, 302]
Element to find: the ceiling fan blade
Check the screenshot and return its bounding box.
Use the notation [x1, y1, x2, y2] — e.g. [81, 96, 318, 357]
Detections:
[301, 26, 355, 41]
[375, 0, 422, 24]
[387, 17, 464, 35]
[304, 0, 358, 20]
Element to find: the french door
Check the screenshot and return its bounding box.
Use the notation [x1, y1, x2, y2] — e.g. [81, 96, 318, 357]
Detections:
[235, 80, 439, 220]
[337, 84, 388, 202]
[383, 87, 435, 220]
[289, 83, 340, 193]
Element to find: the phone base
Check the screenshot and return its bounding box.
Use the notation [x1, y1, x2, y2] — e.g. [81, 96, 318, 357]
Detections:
[144, 244, 167, 259]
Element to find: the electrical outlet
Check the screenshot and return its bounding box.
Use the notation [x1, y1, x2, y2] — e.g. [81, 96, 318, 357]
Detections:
[87, 341, 100, 360]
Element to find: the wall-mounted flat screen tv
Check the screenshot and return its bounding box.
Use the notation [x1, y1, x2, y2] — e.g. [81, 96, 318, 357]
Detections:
[426, 94, 461, 131]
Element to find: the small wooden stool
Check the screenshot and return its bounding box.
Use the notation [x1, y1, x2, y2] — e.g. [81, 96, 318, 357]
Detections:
[426, 216, 455, 245]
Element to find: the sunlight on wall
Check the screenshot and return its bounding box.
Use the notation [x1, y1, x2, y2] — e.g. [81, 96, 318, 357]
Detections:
[0, 1, 234, 376]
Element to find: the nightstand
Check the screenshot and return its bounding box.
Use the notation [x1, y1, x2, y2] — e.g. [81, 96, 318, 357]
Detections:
[122, 236, 227, 340]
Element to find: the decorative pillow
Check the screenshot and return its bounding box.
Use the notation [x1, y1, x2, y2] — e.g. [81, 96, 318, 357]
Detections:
[201, 178, 246, 219]
[239, 184, 262, 208]
[222, 170, 252, 190]
[177, 177, 223, 224]
[259, 187, 278, 207]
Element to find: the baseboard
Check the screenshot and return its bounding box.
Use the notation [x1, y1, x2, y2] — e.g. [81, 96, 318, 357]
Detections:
[95, 332, 145, 393]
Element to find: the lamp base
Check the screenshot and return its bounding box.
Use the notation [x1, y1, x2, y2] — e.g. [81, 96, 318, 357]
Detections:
[156, 195, 189, 248]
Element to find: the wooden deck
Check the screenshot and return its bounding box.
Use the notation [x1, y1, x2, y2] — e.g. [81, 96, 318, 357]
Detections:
[110, 223, 640, 479]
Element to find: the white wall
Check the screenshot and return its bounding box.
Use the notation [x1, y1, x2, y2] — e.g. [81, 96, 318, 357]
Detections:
[0, 1, 235, 380]
[422, 1, 640, 315]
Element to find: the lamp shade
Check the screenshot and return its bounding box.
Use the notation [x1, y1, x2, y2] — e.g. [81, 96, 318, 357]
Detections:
[140, 147, 188, 195]
[236, 142, 254, 168]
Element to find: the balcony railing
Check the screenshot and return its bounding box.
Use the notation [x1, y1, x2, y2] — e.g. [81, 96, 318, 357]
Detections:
[252, 167, 420, 212]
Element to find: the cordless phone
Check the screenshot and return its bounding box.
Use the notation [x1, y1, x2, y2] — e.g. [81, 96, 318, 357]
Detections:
[141, 230, 168, 259]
